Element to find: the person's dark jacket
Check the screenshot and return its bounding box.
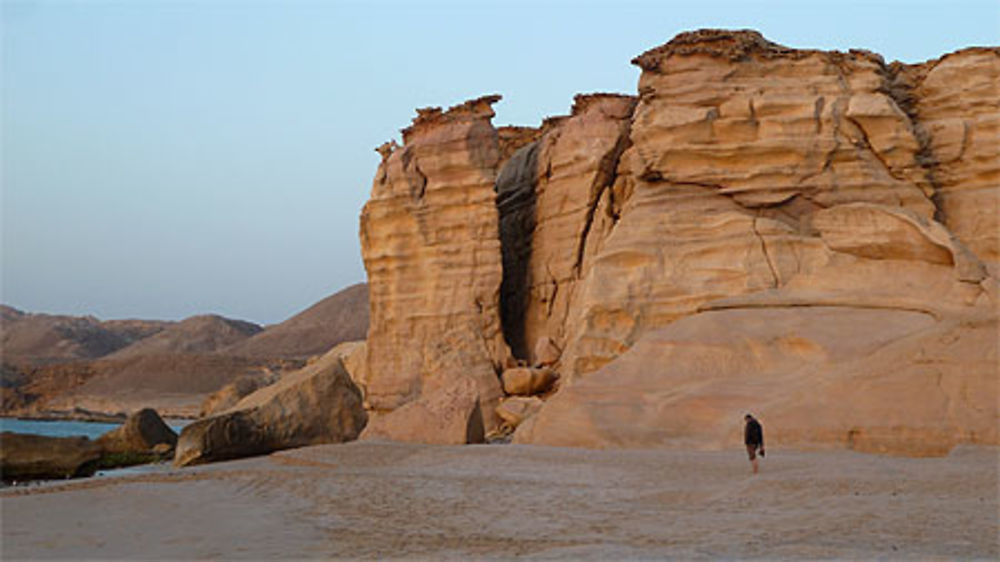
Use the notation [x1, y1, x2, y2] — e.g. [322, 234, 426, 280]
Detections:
[744, 418, 764, 447]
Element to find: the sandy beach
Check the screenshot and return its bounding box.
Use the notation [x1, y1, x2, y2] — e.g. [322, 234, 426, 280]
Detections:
[2, 442, 997, 560]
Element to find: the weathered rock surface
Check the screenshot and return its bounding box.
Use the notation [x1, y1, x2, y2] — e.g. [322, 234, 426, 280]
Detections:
[903, 48, 1000, 267]
[0, 432, 102, 480]
[328, 341, 368, 404]
[500, 367, 557, 396]
[174, 346, 366, 466]
[358, 29, 997, 456]
[495, 396, 543, 429]
[556, 30, 960, 377]
[359, 96, 511, 438]
[96, 408, 178, 454]
[199, 374, 278, 417]
[514, 307, 997, 456]
[361, 377, 487, 445]
[532, 337, 561, 367]
[497, 94, 636, 363]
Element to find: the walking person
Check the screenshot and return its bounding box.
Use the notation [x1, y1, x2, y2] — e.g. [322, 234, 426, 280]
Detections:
[744, 414, 765, 474]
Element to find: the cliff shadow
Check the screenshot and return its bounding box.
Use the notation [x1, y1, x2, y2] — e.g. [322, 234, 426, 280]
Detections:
[495, 141, 540, 360]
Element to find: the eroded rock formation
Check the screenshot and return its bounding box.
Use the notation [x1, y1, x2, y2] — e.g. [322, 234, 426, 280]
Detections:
[0, 432, 102, 481]
[359, 30, 998, 455]
[359, 96, 510, 440]
[900, 49, 1000, 265]
[96, 407, 177, 454]
[497, 94, 637, 365]
[174, 344, 366, 466]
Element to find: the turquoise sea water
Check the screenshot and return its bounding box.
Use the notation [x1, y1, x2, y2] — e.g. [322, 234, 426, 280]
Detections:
[0, 418, 189, 440]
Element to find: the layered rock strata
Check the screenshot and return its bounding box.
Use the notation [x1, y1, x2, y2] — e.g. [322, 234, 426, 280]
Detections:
[359, 30, 998, 455]
[359, 96, 511, 440]
[514, 306, 997, 454]
[497, 94, 637, 364]
[901, 49, 1000, 267]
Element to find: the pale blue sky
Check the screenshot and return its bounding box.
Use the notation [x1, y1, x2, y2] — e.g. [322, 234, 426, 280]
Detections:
[2, 0, 997, 324]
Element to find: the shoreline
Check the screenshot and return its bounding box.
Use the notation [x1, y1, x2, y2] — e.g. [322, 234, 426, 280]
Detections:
[1, 411, 197, 424]
[3, 442, 997, 559]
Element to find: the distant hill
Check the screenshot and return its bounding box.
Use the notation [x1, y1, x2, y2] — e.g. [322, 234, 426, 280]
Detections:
[1, 284, 369, 417]
[107, 315, 262, 359]
[101, 318, 175, 344]
[221, 283, 369, 360]
[1, 305, 26, 325]
[40, 353, 299, 418]
[0, 307, 172, 365]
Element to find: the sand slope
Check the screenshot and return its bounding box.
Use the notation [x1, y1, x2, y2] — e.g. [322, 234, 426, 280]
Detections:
[2, 442, 996, 559]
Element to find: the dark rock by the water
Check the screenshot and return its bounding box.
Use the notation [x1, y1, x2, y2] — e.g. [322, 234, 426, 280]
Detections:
[96, 408, 177, 454]
[0, 432, 102, 481]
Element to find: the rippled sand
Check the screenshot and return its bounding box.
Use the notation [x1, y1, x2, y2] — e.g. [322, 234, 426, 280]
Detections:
[2, 442, 997, 559]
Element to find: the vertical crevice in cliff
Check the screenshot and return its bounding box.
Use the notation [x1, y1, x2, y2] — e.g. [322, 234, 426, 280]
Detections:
[877, 61, 946, 223]
[495, 142, 541, 360]
[399, 146, 429, 201]
[751, 214, 781, 288]
[573, 119, 634, 278]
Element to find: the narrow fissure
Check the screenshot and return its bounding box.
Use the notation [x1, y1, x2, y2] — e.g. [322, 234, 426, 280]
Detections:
[876, 61, 946, 223]
[495, 142, 541, 360]
[400, 147, 428, 200]
[751, 214, 781, 288]
[573, 121, 634, 278]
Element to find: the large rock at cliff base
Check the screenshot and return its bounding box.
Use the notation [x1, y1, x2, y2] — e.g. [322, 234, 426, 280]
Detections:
[174, 346, 366, 467]
[514, 307, 998, 456]
[361, 377, 490, 445]
[96, 408, 177, 453]
[495, 396, 543, 429]
[199, 374, 277, 417]
[501, 367, 557, 396]
[0, 432, 102, 480]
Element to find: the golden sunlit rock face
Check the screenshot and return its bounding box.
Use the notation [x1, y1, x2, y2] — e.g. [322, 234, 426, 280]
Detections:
[358, 30, 998, 453]
[359, 96, 509, 440]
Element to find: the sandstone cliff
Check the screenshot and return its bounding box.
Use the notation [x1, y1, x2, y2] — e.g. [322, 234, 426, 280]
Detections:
[358, 30, 998, 454]
[359, 96, 511, 440]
